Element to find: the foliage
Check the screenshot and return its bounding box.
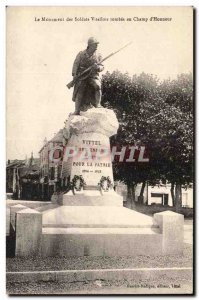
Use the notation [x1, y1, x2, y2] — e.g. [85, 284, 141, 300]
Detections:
[101, 71, 193, 207]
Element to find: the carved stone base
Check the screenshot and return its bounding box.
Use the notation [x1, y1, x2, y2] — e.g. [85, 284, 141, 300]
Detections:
[62, 107, 119, 188]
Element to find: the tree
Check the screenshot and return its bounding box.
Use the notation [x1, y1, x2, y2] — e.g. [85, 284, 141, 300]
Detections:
[102, 71, 193, 211]
[157, 74, 193, 211]
[102, 71, 160, 208]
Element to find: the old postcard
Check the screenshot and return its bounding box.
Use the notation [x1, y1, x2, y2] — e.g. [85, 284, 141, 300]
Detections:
[6, 6, 193, 295]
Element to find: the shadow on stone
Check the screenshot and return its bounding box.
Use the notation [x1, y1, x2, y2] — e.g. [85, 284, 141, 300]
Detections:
[6, 236, 15, 258]
[6, 223, 16, 257]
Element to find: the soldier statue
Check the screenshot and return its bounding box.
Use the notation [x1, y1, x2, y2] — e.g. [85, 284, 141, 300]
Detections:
[72, 37, 104, 115]
[67, 39, 131, 115]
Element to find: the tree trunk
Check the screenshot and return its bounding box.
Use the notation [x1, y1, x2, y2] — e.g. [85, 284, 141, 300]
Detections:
[131, 184, 136, 209]
[170, 182, 175, 207]
[126, 183, 132, 209]
[127, 182, 136, 209]
[175, 183, 182, 213]
[138, 181, 146, 204]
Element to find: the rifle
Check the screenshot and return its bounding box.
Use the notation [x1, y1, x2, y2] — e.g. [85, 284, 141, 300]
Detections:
[66, 41, 132, 89]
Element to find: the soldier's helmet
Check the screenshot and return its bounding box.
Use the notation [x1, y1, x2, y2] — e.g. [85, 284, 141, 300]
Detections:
[88, 37, 99, 46]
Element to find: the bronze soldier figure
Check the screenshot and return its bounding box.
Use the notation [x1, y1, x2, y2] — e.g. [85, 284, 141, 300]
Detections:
[72, 37, 104, 115]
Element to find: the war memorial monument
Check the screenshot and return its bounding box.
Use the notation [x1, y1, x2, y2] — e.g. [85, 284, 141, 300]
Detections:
[9, 37, 184, 258]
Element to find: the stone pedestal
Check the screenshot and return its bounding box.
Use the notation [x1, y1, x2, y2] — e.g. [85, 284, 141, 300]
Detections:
[11, 107, 185, 258]
[41, 207, 162, 257]
[153, 211, 184, 255]
[62, 108, 119, 189]
[15, 208, 42, 256]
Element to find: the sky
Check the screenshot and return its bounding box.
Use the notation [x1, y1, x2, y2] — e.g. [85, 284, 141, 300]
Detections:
[6, 6, 193, 160]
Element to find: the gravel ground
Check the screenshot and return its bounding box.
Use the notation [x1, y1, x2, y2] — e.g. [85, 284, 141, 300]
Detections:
[6, 243, 192, 272]
[6, 275, 193, 295]
[6, 226, 193, 295]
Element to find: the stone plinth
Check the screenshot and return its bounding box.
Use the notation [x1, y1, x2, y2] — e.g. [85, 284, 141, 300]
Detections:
[15, 208, 42, 256]
[153, 211, 184, 255]
[41, 227, 162, 257]
[42, 206, 157, 229]
[41, 207, 161, 257]
[62, 108, 119, 188]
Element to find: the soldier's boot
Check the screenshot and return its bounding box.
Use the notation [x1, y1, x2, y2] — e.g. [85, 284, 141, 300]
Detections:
[74, 95, 81, 115]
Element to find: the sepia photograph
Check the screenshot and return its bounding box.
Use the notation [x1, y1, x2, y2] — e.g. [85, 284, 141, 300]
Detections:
[6, 6, 194, 295]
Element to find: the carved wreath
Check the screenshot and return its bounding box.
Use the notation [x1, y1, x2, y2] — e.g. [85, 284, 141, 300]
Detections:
[71, 175, 86, 192]
[98, 176, 113, 192]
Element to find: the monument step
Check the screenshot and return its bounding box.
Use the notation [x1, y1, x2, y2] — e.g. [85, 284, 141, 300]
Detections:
[42, 206, 156, 229]
[43, 223, 158, 229]
[42, 227, 160, 234]
[41, 227, 162, 257]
